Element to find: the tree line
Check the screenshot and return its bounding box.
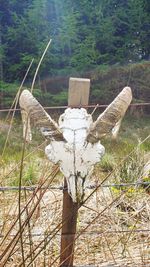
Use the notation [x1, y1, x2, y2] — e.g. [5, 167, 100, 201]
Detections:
[0, 0, 150, 109]
[0, 0, 150, 82]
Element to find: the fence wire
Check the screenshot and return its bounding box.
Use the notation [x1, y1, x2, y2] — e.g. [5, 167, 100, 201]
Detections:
[0, 183, 150, 267]
[0, 181, 150, 192]
[0, 104, 150, 266]
[0, 102, 150, 113]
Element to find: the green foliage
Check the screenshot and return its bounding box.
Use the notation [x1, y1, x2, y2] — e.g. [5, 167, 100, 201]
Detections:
[1, 0, 150, 81]
[0, 132, 6, 152]
[0, 0, 150, 108]
[90, 61, 150, 104]
[0, 114, 149, 189]
[99, 153, 116, 172]
[0, 81, 18, 107]
[0, 80, 67, 109]
[1, 60, 150, 109]
[114, 147, 145, 186]
[11, 162, 38, 186]
[52, 91, 68, 106]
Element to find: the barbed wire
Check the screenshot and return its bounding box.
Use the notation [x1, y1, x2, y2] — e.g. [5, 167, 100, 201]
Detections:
[0, 115, 149, 265]
[0, 229, 150, 238]
[0, 102, 150, 113]
[0, 181, 149, 192]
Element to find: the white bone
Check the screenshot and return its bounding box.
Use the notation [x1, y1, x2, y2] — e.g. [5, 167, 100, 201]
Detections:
[19, 87, 132, 203]
[45, 108, 105, 202]
[21, 110, 32, 142]
[111, 118, 122, 140]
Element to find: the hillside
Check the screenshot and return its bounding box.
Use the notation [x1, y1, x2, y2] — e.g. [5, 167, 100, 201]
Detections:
[0, 61, 150, 112]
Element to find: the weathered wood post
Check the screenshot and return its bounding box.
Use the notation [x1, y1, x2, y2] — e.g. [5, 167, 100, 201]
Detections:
[19, 80, 132, 267]
[60, 78, 90, 267]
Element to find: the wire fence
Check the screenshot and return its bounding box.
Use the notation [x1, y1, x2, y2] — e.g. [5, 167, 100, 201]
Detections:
[0, 148, 150, 266]
[0, 102, 150, 266]
[1, 179, 150, 266]
[0, 102, 150, 112]
[0, 181, 150, 192]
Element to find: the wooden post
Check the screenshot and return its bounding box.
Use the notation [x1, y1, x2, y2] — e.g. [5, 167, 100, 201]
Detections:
[60, 78, 90, 267]
[68, 78, 90, 107]
[60, 179, 79, 266]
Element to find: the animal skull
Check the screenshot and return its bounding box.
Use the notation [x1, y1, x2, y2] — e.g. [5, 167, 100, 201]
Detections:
[45, 108, 105, 202]
[19, 86, 132, 202]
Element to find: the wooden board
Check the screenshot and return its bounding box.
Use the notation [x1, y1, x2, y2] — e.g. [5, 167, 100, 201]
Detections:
[68, 77, 90, 106]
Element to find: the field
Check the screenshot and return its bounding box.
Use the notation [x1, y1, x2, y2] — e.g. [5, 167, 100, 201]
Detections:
[0, 113, 150, 266]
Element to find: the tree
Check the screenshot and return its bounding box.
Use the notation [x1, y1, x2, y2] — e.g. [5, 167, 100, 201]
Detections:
[0, 0, 150, 82]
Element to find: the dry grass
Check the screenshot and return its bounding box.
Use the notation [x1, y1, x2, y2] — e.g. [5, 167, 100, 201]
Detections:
[0, 182, 150, 266]
[0, 115, 150, 266]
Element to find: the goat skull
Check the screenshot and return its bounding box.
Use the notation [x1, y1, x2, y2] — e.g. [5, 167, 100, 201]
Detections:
[19, 86, 132, 202]
[45, 108, 105, 202]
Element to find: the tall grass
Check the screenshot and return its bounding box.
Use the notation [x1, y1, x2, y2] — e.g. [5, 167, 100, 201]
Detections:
[0, 114, 150, 266]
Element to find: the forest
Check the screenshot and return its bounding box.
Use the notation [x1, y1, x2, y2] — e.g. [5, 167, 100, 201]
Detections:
[0, 0, 150, 107]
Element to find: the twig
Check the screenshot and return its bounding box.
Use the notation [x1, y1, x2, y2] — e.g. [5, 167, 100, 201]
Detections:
[17, 133, 150, 266]
[1, 59, 34, 157]
[0, 167, 59, 265]
[5, 59, 34, 122]
[31, 39, 52, 93]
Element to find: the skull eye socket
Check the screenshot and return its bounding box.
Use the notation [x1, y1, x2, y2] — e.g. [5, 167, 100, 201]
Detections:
[59, 115, 65, 125]
[60, 116, 64, 123]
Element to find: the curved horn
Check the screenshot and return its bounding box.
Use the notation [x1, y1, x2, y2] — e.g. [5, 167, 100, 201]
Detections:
[111, 118, 122, 140]
[19, 90, 64, 141]
[87, 87, 132, 143]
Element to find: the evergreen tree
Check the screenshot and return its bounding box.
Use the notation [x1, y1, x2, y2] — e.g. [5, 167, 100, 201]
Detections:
[0, 0, 150, 82]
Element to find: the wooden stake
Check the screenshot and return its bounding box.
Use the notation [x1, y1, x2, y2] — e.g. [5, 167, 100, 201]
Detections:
[60, 179, 78, 267]
[60, 77, 90, 266]
[68, 78, 90, 107]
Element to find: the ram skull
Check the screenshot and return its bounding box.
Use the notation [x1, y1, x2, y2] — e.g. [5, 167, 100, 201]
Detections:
[19, 86, 132, 202]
